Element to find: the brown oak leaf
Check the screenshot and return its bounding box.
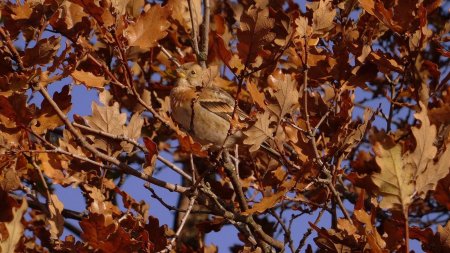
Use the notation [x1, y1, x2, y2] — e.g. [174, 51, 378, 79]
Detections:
[243, 111, 275, 152]
[0, 198, 27, 253]
[124, 4, 172, 49]
[32, 85, 72, 134]
[22, 36, 61, 67]
[267, 72, 299, 120]
[237, 5, 276, 66]
[71, 70, 107, 89]
[312, 0, 336, 33]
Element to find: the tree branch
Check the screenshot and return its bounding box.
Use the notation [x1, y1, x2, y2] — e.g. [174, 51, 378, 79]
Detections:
[199, 0, 210, 67]
[299, 38, 353, 225]
[187, 0, 201, 61]
[270, 209, 295, 253]
[36, 84, 187, 193]
[0, 27, 25, 71]
[72, 122, 192, 182]
[223, 150, 248, 212]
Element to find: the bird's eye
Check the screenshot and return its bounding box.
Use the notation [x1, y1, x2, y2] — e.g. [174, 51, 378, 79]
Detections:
[190, 70, 196, 75]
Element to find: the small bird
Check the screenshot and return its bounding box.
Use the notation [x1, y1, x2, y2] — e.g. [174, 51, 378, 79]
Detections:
[170, 63, 284, 159]
[170, 63, 244, 149]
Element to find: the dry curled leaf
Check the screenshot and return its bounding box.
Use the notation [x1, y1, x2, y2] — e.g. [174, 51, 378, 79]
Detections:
[243, 178, 296, 215]
[124, 4, 172, 49]
[58, 1, 88, 29]
[168, 0, 202, 32]
[22, 36, 61, 67]
[267, 72, 299, 120]
[143, 137, 157, 176]
[371, 105, 450, 212]
[48, 194, 65, 239]
[85, 101, 127, 152]
[436, 222, 450, 251]
[122, 113, 143, 153]
[312, 0, 336, 33]
[246, 82, 266, 109]
[243, 111, 275, 152]
[237, 5, 276, 66]
[32, 85, 72, 134]
[359, 0, 403, 33]
[71, 70, 107, 89]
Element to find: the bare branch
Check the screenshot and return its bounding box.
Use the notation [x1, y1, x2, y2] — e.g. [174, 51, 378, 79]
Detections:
[199, 0, 210, 67]
[223, 150, 248, 212]
[0, 27, 25, 71]
[296, 208, 326, 253]
[72, 122, 192, 182]
[187, 0, 201, 60]
[157, 43, 181, 68]
[270, 209, 295, 253]
[159, 155, 199, 253]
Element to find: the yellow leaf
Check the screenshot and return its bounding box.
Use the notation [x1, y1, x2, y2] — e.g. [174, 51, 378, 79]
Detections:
[371, 143, 414, 212]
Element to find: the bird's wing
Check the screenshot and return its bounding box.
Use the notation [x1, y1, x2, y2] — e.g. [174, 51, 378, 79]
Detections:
[198, 87, 248, 121]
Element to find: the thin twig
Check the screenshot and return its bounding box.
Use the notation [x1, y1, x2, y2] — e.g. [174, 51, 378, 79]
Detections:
[144, 183, 208, 214]
[189, 153, 197, 184]
[222, 151, 284, 250]
[29, 159, 64, 231]
[223, 150, 248, 212]
[22, 147, 110, 169]
[86, 54, 126, 88]
[64, 221, 82, 237]
[404, 211, 410, 253]
[313, 110, 331, 135]
[161, 194, 197, 253]
[197, 183, 284, 251]
[157, 43, 181, 67]
[110, 34, 182, 136]
[199, 0, 210, 67]
[72, 122, 192, 181]
[295, 208, 326, 253]
[318, 175, 352, 222]
[187, 0, 201, 59]
[159, 155, 198, 253]
[387, 80, 395, 132]
[270, 210, 295, 253]
[234, 144, 239, 175]
[0, 27, 25, 71]
[245, 216, 283, 251]
[300, 38, 353, 224]
[10, 193, 87, 221]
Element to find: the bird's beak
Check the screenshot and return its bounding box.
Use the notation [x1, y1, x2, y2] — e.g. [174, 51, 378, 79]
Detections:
[176, 68, 186, 78]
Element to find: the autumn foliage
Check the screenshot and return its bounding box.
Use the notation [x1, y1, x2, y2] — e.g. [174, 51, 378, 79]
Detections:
[1, 0, 449, 252]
